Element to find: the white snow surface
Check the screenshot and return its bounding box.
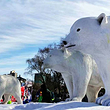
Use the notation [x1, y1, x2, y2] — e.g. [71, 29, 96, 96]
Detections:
[1, 101, 110, 110]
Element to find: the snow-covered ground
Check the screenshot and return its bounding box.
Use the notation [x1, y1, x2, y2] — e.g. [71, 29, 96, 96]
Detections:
[1, 101, 110, 110]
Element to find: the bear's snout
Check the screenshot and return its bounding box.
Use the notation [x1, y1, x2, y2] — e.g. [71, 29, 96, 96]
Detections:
[63, 41, 67, 45]
[63, 40, 76, 48]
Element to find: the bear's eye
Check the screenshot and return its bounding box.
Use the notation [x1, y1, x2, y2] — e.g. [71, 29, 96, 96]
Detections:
[77, 28, 80, 32]
[49, 55, 52, 57]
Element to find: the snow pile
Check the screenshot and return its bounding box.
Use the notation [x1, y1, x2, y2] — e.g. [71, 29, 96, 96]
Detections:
[0, 101, 110, 110]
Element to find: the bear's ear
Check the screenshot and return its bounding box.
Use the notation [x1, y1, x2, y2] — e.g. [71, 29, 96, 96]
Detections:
[97, 13, 108, 25]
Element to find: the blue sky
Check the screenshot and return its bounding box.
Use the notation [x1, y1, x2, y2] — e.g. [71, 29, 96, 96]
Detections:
[0, 0, 110, 80]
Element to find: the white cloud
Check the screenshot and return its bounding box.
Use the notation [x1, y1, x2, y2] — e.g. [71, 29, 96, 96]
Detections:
[0, 51, 37, 74]
[0, 0, 79, 53]
[0, 51, 36, 65]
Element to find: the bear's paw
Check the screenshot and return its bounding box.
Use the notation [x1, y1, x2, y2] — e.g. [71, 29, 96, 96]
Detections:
[96, 94, 110, 106]
[72, 97, 82, 102]
[65, 98, 73, 102]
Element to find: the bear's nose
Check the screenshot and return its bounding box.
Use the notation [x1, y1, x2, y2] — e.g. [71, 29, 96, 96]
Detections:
[63, 41, 67, 45]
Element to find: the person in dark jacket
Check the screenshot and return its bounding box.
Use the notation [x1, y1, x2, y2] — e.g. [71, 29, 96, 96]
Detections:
[40, 84, 51, 103]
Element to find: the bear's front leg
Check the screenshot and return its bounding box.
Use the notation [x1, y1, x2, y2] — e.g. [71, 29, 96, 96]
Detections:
[72, 69, 92, 102]
[96, 61, 110, 106]
[71, 54, 93, 102]
[62, 74, 73, 101]
[72, 75, 90, 102]
[96, 78, 110, 105]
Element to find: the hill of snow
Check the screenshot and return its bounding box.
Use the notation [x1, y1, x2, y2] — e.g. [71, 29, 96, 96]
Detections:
[1, 101, 110, 110]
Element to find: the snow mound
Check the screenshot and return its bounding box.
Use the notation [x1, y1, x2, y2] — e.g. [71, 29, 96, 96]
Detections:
[0, 101, 110, 110]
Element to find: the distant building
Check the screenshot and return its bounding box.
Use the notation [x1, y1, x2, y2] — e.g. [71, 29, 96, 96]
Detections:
[34, 73, 45, 90]
[34, 73, 51, 85]
[34, 73, 44, 84]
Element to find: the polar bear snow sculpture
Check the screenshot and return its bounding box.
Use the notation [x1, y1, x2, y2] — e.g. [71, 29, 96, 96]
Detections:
[0, 75, 22, 104]
[43, 49, 103, 102]
[63, 13, 110, 106]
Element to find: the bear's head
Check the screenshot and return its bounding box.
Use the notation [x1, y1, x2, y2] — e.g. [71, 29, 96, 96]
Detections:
[63, 13, 110, 55]
[43, 49, 66, 72]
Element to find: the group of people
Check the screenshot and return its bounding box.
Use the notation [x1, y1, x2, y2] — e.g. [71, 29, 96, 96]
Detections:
[21, 83, 60, 103]
[21, 86, 32, 104]
[35, 84, 62, 103]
